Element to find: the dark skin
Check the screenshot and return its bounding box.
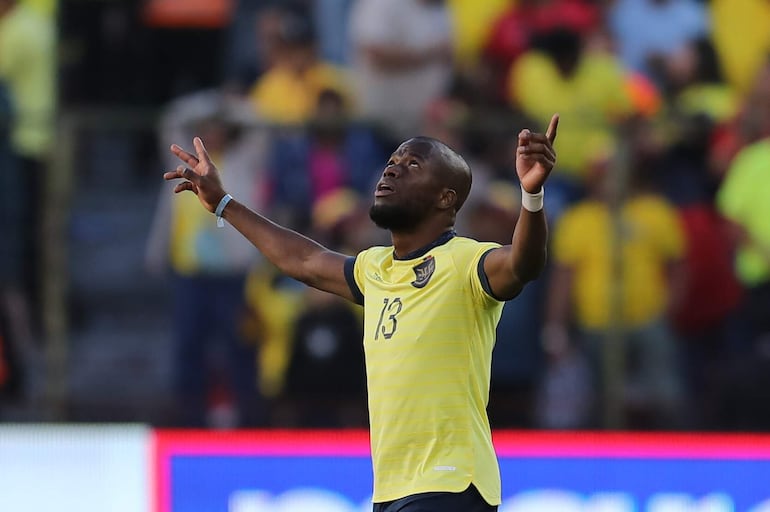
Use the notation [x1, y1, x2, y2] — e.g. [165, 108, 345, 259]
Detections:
[164, 114, 558, 302]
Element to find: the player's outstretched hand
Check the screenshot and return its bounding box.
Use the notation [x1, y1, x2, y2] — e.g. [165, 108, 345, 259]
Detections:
[516, 114, 559, 194]
[164, 137, 227, 213]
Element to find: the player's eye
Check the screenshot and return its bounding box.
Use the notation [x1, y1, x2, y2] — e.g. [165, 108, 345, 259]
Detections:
[409, 160, 419, 168]
[386, 159, 394, 166]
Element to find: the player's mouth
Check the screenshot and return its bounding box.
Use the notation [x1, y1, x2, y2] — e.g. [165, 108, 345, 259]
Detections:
[375, 182, 395, 197]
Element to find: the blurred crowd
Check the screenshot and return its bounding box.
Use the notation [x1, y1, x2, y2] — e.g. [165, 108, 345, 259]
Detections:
[2, 0, 770, 432]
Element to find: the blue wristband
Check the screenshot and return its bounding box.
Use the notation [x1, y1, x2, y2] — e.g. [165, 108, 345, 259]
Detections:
[215, 193, 233, 228]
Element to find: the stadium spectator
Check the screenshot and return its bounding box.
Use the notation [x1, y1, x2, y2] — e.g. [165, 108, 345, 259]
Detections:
[146, 90, 269, 427]
[349, 0, 453, 141]
[0, 0, 55, 331]
[248, 8, 349, 125]
[484, 0, 601, 79]
[543, 122, 687, 429]
[222, 0, 277, 92]
[277, 284, 367, 428]
[241, 260, 305, 403]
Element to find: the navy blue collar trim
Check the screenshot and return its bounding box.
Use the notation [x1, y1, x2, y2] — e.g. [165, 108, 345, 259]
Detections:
[394, 230, 456, 261]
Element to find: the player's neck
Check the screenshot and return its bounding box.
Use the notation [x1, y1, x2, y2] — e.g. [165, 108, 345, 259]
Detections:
[390, 225, 454, 260]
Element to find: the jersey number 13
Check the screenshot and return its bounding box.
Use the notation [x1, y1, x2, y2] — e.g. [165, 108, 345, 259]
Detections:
[374, 297, 403, 340]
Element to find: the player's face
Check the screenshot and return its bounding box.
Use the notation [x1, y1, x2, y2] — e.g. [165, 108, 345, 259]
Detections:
[369, 140, 442, 232]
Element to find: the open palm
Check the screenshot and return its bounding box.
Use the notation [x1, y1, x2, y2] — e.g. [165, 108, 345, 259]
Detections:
[163, 137, 227, 213]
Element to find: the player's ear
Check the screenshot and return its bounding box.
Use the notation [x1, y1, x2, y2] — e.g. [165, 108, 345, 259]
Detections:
[438, 188, 457, 210]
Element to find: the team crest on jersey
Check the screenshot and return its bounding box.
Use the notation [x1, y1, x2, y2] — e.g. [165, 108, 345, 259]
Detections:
[411, 255, 436, 288]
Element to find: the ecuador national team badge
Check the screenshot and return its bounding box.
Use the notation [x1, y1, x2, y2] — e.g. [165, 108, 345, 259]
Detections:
[411, 255, 436, 288]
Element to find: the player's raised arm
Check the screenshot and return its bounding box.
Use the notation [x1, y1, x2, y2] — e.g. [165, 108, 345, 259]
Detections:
[482, 114, 559, 300]
[164, 137, 355, 302]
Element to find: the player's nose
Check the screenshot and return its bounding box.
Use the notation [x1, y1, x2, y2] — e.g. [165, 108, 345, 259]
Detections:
[383, 164, 401, 178]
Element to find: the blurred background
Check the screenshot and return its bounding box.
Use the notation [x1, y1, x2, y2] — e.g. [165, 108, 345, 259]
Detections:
[1, 0, 770, 436]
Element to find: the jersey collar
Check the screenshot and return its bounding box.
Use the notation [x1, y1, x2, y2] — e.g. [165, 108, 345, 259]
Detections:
[394, 230, 456, 261]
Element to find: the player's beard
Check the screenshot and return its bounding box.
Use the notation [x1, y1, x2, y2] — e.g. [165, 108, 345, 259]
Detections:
[369, 200, 428, 233]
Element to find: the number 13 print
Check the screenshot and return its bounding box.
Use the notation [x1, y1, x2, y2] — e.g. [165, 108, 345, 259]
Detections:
[374, 297, 403, 340]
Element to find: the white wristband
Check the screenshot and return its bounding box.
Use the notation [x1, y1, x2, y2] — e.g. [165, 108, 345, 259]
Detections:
[214, 193, 233, 228]
[521, 186, 544, 212]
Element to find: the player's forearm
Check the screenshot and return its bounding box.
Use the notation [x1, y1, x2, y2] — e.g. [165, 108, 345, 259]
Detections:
[509, 208, 548, 283]
[221, 199, 330, 283]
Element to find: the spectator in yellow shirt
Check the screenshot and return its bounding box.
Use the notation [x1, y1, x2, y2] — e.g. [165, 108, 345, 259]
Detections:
[0, 0, 55, 329]
[544, 125, 687, 429]
[248, 9, 349, 125]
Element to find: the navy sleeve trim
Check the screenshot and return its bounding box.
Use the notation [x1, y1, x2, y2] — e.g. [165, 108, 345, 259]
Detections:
[477, 248, 505, 302]
[344, 256, 365, 305]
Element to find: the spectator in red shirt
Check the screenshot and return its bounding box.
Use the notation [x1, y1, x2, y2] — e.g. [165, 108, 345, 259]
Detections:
[483, 0, 601, 74]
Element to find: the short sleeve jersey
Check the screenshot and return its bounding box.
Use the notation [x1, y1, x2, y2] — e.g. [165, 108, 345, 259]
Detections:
[345, 231, 505, 505]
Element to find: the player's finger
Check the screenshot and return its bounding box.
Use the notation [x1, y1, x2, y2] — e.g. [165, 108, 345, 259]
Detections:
[518, 153, 555, 167]
[193, 137, 212, 164]
[546, 114, 559, 144]
[163, 165, 187, 181]
[174, 181, 196, 194]
[518, 145, 556, 164]
[517, 142, 551, 155]
[179, 166, 203, 184]
[523, 132, 552, 144]
[171, 144, 200, 167]
[517, 129, 531, 147]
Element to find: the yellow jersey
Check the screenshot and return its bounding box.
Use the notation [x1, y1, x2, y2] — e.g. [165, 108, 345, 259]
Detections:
[345, 231, 504, 505]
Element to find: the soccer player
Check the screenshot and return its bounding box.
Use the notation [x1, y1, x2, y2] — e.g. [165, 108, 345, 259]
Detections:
[164, 113, 559, 511]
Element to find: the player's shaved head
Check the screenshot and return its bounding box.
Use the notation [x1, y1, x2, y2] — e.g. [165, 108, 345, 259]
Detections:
[371, 136, 473, 232]
[403, 136, 472, 212]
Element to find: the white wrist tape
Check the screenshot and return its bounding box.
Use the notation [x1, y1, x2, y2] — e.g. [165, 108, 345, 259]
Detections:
[214, 193, 233, 227]
[521, 186, 544, 212]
